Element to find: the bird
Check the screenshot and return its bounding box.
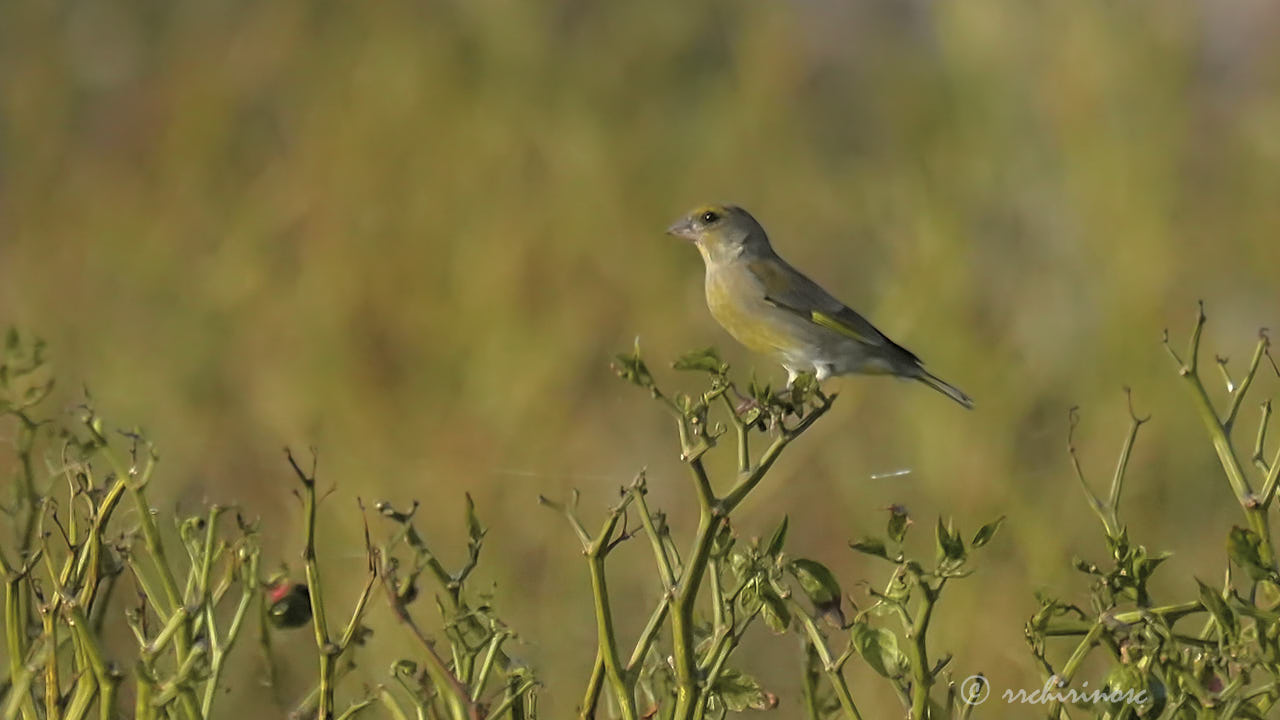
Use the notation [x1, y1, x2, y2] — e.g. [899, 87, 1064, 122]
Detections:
[666, 204, 973, 409]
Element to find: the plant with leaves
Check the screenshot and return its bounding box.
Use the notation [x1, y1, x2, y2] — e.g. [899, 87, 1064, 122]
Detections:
[553, 344, 997, 720]
[371, 492, 539, 720]
[1027, 303, 1280, 719]
[0, 330, 266, 720]
[840, 507, 1003, 720]
[0, 330, 538, 720]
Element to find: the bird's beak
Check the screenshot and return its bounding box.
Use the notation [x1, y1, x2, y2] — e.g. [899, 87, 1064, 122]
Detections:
[665, 218, 697, 242]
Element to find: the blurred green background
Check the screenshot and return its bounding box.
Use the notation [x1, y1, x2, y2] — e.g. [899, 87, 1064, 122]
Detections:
[3, 0, 1280, 715]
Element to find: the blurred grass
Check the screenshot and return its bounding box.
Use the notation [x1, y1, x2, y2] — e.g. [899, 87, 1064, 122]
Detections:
[2, 0, 1280, 715]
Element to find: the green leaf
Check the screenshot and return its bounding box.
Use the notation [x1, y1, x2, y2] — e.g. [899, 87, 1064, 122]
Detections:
[1106, 526, 1131, 560]
[1071, 556, 1100, 575]
[612, 339, 655, 389]
[1196, 578, 1239, 640]
[760, 586, 791, 633]
[464, 493, 484, 547]
[766, 515, 788, 557]
[672, 347, 727, 375]
[710, 668, 772, 711]
[738, 580, 762, 616]
[1227, 526, 1272, 582]
[790, 558, 845, 625]
[4, 327, 18, 353]
[850, 621, 905, 678]
[935, 517, 965, 565]
[970, 516, 1005, 549]
[789, 559, 843, 608]
[747, 376, 773, 405]
[1100, 661, 1162, 712]
[1134, 549, 1171, 585]
[886, 505, 911, 544]
[849, 537, 889, 561]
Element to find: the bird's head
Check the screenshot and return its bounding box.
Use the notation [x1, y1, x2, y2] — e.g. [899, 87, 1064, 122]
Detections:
[666, 204, 769, 265]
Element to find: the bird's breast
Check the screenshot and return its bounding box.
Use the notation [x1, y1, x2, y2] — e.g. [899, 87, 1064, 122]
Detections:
[704, 268, 799, 357]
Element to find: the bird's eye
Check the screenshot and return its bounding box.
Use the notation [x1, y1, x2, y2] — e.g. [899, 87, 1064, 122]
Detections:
[700, 211, 719, 224]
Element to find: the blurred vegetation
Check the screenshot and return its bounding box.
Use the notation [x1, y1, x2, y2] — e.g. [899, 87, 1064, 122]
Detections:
[2, 0, 1280, 717]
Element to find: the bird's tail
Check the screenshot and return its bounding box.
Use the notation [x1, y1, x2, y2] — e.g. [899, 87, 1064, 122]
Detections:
[915, 370, 974, 409]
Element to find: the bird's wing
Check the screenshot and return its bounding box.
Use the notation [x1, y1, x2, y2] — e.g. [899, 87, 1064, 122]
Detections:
[748, 257, 920, 362]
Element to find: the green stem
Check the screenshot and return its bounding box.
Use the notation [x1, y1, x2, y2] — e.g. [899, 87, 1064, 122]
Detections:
[585, 512, 636, 720]
[722, 396, 834, 512]
[718, 392, 749, 473]
[379, 568, 476, 720]
[472, 631, 510, 700]
[100, 443, 188, 659]
[795, 609, 864, 720]
[376, 688, 412, 720]
[1107, 395, 1148, 515]
[1046, 622, 1105, 718]
[626, 597, 670, 672]
[201, 579, 256, 717]
[578, 651, 604, 720]
[133, 663, 156, 720]
[42, 610, 58, 720]
[632, 480, 677, 591]
[4, 569, 39, 720]
[1224, 335, 1270, 434]
[671, 505, 721, 719]
[488, 677, 538, 719]
[694, 608, 761, 720]
[1042, 601, 1204, 636]
[907, 580, 941, 720]
[1167, 307, 1276, 568]
[801, 643, 822, 720]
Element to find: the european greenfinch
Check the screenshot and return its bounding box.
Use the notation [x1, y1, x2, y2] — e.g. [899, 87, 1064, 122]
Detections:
[667, 204, 973, 409]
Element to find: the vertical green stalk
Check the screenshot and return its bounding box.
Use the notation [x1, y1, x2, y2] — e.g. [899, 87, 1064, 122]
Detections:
[578, 652, 604, 720]
[42, 610, 59, 720]
[62, 602, 115, 720]
[800, 643, 822, 720]
[1046, 622, 1105, 719]
[292, 452, 336, 720]
[200, 582, 256, 717]
[795, 609, 863, 720]
[586, 534, 636, 720]
[907, 583, 940, 720]
[1166, 307, 1278, 570]
[670, 497, 720, 719]
[101, 441, 191, 661]
[4, 569, 39, 720]
[134, 664, 155, 720]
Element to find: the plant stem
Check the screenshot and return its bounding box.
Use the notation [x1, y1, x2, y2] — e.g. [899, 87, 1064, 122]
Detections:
[584, 509, 637, 720]
[671, 497, 721, 719]
[626, 596, 670, 672]
[795, 608, 863, 720]
[907, 580, 941, 720]
[578, 651, 604, 720]
[1167, 306, 1277, 569]
[801, 643, 822, 720]
[721, 396, 834, 512]
[1046, 622, 1104, 719]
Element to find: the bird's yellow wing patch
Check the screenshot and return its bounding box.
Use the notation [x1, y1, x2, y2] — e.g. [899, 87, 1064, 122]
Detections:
[809, 310, 873, 345]
[762, 296, 874, 346]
